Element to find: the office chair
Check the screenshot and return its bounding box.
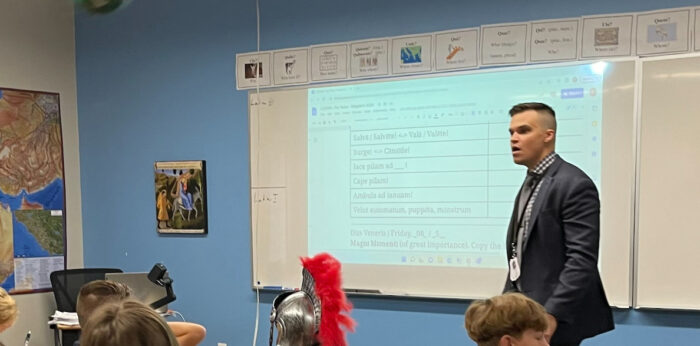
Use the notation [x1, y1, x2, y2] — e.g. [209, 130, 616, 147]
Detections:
[49, 268, 122, 346]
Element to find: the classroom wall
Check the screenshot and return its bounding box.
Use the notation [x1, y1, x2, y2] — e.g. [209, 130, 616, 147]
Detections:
[0, 0, 82, 345]
[75, 0, 700, 345]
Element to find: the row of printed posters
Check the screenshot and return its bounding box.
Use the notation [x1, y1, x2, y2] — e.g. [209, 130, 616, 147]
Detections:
[237, 7, 700, 89]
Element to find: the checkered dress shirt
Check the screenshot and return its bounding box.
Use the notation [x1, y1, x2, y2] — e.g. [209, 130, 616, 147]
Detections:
[522, 152, 558, 234]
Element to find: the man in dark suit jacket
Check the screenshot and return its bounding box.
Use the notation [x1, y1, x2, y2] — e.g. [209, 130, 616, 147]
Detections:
[503, 103, 614, 346]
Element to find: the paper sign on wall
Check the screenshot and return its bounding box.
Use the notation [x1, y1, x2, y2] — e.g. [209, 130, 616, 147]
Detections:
[350, 40, 390, 78]
[391, 35, 432, 74]
[695, 8, 700, 51]
[636, 9, 691, 56]
[530, 19, 579, 62]
[310, 44, 348, 81]
[435, 29, 479, 71]
[581, 14, 635, 58]
[236, 52, 272, 89]
[481, 23, 528, 65]
[273, 49, 309, 86]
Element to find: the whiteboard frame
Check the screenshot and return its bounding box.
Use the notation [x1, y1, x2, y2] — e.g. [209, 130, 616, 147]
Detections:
[248, 57, 638, 306]
[634, 52, 700, 310]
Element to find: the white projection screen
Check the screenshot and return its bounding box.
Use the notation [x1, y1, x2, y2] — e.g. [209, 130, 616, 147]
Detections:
[250, 59, 635, 306]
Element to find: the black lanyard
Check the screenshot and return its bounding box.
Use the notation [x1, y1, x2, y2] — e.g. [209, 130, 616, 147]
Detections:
[510, 175, 540, 259]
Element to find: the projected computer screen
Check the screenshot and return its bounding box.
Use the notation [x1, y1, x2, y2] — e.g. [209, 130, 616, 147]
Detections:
[251, 59, 634, 303]
[308, 63, 604, 269]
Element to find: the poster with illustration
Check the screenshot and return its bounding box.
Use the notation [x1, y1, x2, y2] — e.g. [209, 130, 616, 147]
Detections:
[154, 160, 207, 234]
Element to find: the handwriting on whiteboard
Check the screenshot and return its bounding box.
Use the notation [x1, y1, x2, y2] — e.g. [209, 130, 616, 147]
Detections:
[252, 190, 282, 203]
[250, 96, 274, 106]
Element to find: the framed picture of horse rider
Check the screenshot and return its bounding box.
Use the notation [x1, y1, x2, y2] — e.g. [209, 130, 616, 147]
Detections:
[154, 160, 208, 234]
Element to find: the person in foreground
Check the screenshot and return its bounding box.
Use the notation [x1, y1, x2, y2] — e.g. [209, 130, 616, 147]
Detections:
[0, 287, 18, 337]
[465, 293, 548, 346]
[81, 299, 177, 346]
[503, 102, 613, 345]
[76, 280, 206, 346]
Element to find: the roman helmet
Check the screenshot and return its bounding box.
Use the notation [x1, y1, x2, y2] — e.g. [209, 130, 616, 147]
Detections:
[269, 253, 355, 346]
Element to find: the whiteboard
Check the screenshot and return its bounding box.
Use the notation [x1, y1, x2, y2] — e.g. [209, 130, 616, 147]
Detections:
[636, 54, 700, 309]
[249, 60, 636, 306]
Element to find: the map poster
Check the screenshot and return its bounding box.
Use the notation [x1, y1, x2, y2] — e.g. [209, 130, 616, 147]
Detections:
[0, 88, 66, 294]
[154, 160, 208, 234]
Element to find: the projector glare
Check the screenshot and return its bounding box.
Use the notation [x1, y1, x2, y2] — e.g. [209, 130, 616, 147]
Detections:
[591, 62, 608, 75]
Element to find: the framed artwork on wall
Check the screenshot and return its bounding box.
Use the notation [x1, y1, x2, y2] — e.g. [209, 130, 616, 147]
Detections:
[154, 160, 207, 234]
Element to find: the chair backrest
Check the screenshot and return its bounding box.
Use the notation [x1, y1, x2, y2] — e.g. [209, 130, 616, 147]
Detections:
[49, 268, 123, 312]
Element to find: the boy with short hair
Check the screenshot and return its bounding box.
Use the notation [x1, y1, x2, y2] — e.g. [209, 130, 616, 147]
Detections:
[465, 292, 549, 346]
[76, 280, 206, 346]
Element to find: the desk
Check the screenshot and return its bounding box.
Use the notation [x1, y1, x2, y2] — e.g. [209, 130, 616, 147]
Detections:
[50, 324, 80, 346]
[57, 324, 80, 330]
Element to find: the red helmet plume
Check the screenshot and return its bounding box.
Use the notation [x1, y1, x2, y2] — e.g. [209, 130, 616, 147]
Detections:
[301, 253, 356, 346]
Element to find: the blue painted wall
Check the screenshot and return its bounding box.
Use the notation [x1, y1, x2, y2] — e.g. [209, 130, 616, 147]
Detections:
[75, 0, 700, 344]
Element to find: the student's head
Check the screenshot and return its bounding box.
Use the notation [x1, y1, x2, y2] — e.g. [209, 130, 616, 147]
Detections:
[76, 280, 131, 326]
[465, 293, 548, 346]
[80, 299, 178, 346]
[508, 102, 557, 170]
[0, 287, 17, 333]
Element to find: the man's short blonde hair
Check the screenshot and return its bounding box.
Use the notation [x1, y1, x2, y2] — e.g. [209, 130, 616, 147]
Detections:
[0, 287, 17, 327]
[80, 299, 178, 346]
[465, 293, 548, 346]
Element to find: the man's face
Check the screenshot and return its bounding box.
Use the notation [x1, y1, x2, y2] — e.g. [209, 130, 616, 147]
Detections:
[509, 110, 554, 170]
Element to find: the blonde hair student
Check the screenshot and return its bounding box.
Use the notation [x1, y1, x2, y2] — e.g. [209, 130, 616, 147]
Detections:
[0, 287, 17, 333]
[465, 293, 549, 346]
[80, 299, 178, 346]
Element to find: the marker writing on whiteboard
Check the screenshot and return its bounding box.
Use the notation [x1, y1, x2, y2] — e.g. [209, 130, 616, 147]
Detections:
[250, 98, 274, 106]
[253, 191, 280, 203]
